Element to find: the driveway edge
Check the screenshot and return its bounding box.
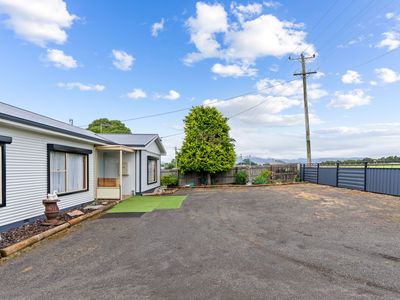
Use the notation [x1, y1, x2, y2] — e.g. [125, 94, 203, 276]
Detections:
[0, 201, 118, 258]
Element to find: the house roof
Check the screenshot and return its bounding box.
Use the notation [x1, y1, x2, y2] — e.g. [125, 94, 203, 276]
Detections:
[0, 101, 167, 155]
[98, 133, 166, 155]
[0, 101, 108, 144]
[97, 133, 158, 146]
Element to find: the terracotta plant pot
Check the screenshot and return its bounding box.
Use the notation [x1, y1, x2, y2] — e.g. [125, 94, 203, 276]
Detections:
[42, 199, 63, 225]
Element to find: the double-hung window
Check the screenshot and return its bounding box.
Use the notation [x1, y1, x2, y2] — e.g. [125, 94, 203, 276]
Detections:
[147, 157, 158, 184]
[48, 144, 91, 195]
[0, 135, 12, 207]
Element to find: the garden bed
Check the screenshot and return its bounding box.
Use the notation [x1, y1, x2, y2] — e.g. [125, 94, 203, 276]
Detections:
[177, 181, 302, 189]
[0, 208, 94, 249]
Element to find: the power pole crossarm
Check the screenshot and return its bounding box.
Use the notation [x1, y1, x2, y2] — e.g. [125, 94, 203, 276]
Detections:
[290, 53, 317, 166]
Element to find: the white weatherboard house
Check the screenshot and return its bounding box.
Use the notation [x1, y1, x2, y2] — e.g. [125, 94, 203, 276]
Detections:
[0, 102, 166, 231]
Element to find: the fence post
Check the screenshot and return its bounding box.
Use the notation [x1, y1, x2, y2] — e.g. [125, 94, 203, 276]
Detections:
[317, 163, 320, 184]
[299, 164, 302, 181]
[336, 162, 339, 187]
[364, 162, 368, 191]
[303, 164, 305, 181]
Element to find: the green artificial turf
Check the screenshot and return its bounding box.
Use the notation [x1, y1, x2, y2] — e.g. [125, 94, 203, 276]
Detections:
[107, 195, 187, 213]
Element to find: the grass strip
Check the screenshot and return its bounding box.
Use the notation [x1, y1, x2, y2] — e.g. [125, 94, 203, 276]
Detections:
[107, 196, 187, 213]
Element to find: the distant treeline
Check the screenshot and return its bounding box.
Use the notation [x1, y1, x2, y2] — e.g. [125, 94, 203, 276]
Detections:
[322, 156, 400, 165]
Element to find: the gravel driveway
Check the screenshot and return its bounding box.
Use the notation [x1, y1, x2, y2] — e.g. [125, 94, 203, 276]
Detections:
[1, 183, 400, 299]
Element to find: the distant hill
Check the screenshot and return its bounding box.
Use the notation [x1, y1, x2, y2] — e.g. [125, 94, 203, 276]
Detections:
[237, 156, 363, 165]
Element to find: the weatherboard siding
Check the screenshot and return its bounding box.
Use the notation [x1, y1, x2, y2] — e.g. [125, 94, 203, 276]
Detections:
[0, 124, 95, 228]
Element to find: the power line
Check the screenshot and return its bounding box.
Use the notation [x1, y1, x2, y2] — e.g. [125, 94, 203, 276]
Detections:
[316, 0, 378, 54]
[161, 132, 185, 139]
[227, 79, 298, 119]
[161, 78, 300, 138]
[300, 1, 356, 55]
[255, 0, 341, 86]
[80, 77, 299, 129]
[77, 107, 192, 128]
[313, 0, 396, 72]
[290, 0, 340, 56]
[351, 47, 400, 69]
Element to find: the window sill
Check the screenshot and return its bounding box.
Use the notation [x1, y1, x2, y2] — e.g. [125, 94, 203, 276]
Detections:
[57, 189, 89, 197]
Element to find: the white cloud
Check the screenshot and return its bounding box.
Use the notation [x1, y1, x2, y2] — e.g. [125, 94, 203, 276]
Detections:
[211, 63, 257, 77]
[57, 82, 105, 91]
[127, 88, 147, 99]
[311, 123, 400, 158]
[269, 64, 279, 72]
[255, 78, 327, 100]
[0, 0, 76, 47]
[328, 89, 372, 109]
[184, 2, 228, 64]
[225, 14, 314, 61]
[376, 31, 400, 50]
[313, 71, 325, 79]
[46, 49, 77, 69]
[337, 35, 368, 48]
[385, 12, 400, 21]
[164, 90, 180, 100]
[112, 49, 134, 71]
[151, 18, 165, 37]
[263, 1, 281, 8]
[341, 70, 362, 84]
[203, 92, 321, 127]
[231, 2, 263, 24]
[184, 2, 314, 68]
[221, 122, 400, 160]
[375, 67, 400, 83]
[369, 80, 377, 86]
[386, 12, 395, 19]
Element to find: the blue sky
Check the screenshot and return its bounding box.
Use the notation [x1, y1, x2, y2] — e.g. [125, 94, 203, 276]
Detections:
[0, 0, 400, 161]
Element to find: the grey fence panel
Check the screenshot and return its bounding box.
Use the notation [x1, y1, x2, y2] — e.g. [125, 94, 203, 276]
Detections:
[318, 168, 337, 186]
[300, 165, 304, 181]
[161, 164, 299, 186]
[366, 169, 400, 196]
[303, 167, 318, 183]
[338, 168, 365, 190]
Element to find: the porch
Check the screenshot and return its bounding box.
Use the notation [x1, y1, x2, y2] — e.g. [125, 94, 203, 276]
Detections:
[95, 145, 136, 200]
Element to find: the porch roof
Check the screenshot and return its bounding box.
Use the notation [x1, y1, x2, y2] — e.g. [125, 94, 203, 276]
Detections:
[95, 145, 134, 152]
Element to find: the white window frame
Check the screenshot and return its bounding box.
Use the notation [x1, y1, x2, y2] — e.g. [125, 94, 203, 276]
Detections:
[147, 157, 158, 184]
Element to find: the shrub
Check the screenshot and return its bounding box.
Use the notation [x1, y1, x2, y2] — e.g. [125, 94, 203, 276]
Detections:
[253, 175, 267, 184]
[161, 175, 178, 187]
[260, 170, 271, 179]
[253, 170, 271, 185]
[235, 170, 248, 185]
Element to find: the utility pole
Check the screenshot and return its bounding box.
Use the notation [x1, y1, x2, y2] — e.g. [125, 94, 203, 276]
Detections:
[174, 146, 178, 169]
[290, 53, 317, 166]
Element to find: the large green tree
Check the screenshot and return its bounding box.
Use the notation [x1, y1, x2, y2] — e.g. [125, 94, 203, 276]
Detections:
[177, 106, 236, 185]
[87, 118, 131, 134]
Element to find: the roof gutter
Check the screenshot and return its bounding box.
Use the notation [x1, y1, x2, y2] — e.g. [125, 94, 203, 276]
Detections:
[0, 117, 110, 145]
[0, 113, 111, 145]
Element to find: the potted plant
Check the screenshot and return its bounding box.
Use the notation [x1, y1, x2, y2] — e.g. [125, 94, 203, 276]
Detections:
[42, 192, 64, 225]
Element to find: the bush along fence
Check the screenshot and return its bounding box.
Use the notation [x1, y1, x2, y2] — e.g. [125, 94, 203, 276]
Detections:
[161, 164, 299, 186]
[300, 163, 400, 196]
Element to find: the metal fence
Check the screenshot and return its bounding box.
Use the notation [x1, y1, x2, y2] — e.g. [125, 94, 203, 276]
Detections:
[162, 164, 299, 186]
[300, 163, 400, 196]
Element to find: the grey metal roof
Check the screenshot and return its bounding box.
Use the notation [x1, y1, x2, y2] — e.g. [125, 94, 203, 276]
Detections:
[97, 133, 158, 147]
[0, 101, 108, 143]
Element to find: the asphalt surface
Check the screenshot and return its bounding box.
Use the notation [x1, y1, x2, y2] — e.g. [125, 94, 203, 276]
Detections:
[1, 184, 400, 299]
